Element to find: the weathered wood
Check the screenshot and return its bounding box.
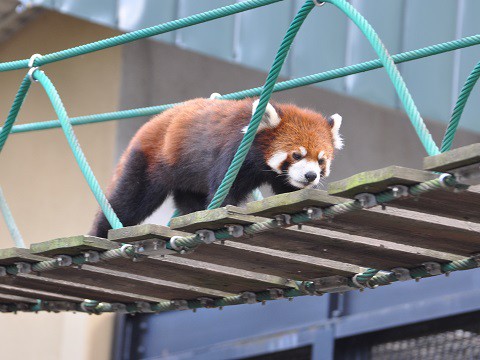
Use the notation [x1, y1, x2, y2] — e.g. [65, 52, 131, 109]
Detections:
[178, 242, 363, 280]
[230, 225, 463, 270]
[246, 189, 344, 218]
[0, 284, 84, 302]
[328, 166, 437, 198]
[30, 235, 118, 256]
[93, 257, 299, 292]
[0, 248, 49, 265]
[170, 206, 258, 233]
[108, 224, 191, 243]
[309, 207, 480, 256]
[390, 187, 480, 223]
[424, 143, 480, 172]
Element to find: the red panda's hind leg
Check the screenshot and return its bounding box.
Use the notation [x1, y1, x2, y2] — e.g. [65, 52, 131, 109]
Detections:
[89, 148, 170, 238]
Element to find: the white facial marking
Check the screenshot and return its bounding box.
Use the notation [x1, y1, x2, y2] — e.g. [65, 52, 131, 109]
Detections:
[318, 151, 325, 160]
[288, 159, 320, 188]
[299, 146, 307, 157]
[324, 158, 332, 177]
[241, 125, 249, 134]
[329, 113, 344, 150]
[267, 151, 288, 174]
[252, 99, 281, 132]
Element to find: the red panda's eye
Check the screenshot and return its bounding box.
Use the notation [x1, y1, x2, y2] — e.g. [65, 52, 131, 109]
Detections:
[292, 152, 302, 161]
[318, 158, 325, 165]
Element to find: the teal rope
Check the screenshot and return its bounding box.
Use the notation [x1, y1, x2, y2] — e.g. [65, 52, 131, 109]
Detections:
[0, 186, 25, 248]
[33, 70, 122, 230]
[0, 0, 283, 72]
[3, 35, 480, 136]
[167, 208, 182, 227]
[441, 60, 480, 152]
[0, 75, 31, 152]
[325, 0, 439, 156]
[207, 0, 316, 209]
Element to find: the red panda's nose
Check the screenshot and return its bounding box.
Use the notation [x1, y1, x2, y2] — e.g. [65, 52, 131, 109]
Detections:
[305, 172, 317, 182]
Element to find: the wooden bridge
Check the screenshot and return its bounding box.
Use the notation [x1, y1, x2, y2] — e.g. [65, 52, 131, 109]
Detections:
[0, 143, 478, 314]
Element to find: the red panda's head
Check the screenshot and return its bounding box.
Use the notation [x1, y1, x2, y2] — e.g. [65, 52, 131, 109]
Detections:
[251, 100, 343, 189]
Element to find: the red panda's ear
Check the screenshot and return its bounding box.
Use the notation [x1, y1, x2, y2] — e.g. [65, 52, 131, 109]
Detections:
[328, 114, 344, 150]
[252, 99, 281, 132]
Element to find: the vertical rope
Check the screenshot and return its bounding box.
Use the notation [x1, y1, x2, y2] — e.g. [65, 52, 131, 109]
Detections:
[207, 0, 316, 209]
[33, 70, 123, 229]
[441, 60, 480, 152]
[0, 186, 25, 248]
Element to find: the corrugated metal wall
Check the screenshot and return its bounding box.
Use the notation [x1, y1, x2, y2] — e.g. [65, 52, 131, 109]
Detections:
[25, 0, 480, 132]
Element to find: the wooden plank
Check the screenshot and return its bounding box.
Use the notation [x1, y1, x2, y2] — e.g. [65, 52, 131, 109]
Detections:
[229, 225, 463, 270]
[0, 293, 39, 304]
[328, 166, 437, 198]
[177, 242, 363, 280]
[93, 257, 299, 292]
[0, 248, 49, 265]
[3, 274, 163, 303]
[30, 235, 118, 256]
[424, 143, 480, 172]
[390, 187, 480, 223]
[0, 284, 84, 302]
[108, 224, 192, 243]
[246, 189, 344, 218]
[308, 207, 480, 256]
[170, 205, 258, 233]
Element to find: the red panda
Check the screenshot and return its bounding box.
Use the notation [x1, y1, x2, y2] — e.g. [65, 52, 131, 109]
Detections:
[90, 97, 343, 238]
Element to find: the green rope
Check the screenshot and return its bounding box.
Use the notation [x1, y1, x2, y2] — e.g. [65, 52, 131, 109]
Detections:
[208, 0, 440, 209]
[33, 70, 122, 230]
[0, 75, 31, 152]
[0, 0, 283, 72]
[0, 186, 25, 248]
[441, 60, 480, 152]
[325, 0, 439, 156]
[4, 35, 480, 136]
[207, 0, 316, 209]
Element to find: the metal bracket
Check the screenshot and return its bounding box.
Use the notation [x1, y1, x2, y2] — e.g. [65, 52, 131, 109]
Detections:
[350, 274, 365, 290]
[451, 163, 480, 186]
[83, 251, 100, 263]
[274, 214, 291, 226]
[134, 238, 175, 256]
[120, 243, 135, 258]
[225, 224, 244, 238]
[354, 193, 378, 209]
[135, 301, 152, 313]
[197, 297, 216, 308]
[310, 276, 356, 293]
[15, 262, 31, 274]
[268, 288, 284, 300]
[196, 229, 216, 244]
[209, 92, 222, 99]
[313, 0, 325, 6]
[109, 303, 128, 313]
[171, 300, 189, 311]
[388, 185, 409, 198]
[240, 292, 257, 304]
[56, 255, 72, 267]
[303, 207, 323, 220]
[391, 267, 411, 281]
[422, 262, 442, 276]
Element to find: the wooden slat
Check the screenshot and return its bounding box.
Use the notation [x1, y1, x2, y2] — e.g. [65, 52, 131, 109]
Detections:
[424, 143, 480, 172]
[170, 205, 257, 233]
[110, 224, 362, 281]
[245, 189, 344, 218]
[232, 225, 463, 270]
[0, 284, 84, 302]
[312, 207, 480, 256]
[30, 235, 118, 256]
[328, 166, 436, 198]
[390, 187, 480, 223]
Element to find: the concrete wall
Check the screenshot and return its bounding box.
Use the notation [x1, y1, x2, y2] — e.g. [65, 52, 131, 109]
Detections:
[0, 11, 120, 360]
[118, 38, 480, 226]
